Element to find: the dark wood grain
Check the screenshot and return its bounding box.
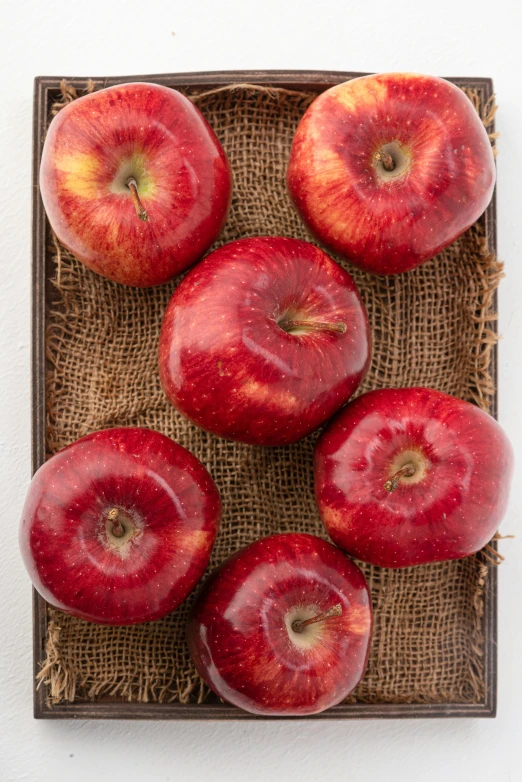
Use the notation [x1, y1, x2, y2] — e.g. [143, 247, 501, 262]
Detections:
[31, 70, 498, 720]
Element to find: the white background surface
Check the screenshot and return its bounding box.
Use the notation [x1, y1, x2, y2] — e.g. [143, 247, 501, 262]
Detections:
[1, 1, 521, 780]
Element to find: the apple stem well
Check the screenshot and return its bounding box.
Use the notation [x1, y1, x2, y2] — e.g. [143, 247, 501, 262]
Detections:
[374, 150, 395, 172]
[126, 177, 149, 222]
[291, 603, 343, 633]
[278, 319, 347, 335]
[107, 508, 125, 538]
[384, 463, 416, 493]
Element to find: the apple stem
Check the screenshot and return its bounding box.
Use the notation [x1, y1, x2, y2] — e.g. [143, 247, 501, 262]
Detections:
[384, 463, 416, 493]
[292, 603, 343, 633]
[375, 150, 395, 172]
[126, 177, 149, 222]
[107, 508, 125, 538]
[279, 319, 347, 335]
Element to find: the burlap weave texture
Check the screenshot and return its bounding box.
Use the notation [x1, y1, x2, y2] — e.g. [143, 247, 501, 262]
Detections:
[40, 81, 501, 706]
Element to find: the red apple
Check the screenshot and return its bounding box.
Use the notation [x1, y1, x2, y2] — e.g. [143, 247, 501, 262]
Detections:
[314, 388, 513, 568]
[287, 72, 496, 275]
[159, 236, 371, 446]
[187, 533, 372, 716]
[19, 428, 221, 624]
[39, 82, 232, 287]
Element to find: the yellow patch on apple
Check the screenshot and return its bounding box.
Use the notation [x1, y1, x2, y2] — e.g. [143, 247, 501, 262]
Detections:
[175, 529, 213, 556]
[56, 152, 102, 199]
[239, 379, 300, 413]
[332, 76, 388, 113]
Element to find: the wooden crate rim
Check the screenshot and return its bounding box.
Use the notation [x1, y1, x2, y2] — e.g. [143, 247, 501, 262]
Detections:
[31, 69, 498, 721]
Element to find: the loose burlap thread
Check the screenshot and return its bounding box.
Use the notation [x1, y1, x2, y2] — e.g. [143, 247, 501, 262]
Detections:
[39, 81, 501, 706]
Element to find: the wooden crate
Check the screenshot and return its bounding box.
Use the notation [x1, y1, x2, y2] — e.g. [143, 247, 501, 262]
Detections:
[32, 70, 498, 720]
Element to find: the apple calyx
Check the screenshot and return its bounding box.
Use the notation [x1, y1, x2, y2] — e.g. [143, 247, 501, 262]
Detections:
[278, 319, 347, 335]
[292, 603, 343, 633]
[374, 150, 395, 172]
[126, 177, 149, 222]
[107, 507, 125, 538]
[384, 463, 416, 493]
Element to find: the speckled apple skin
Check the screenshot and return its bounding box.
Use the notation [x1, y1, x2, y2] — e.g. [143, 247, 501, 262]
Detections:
[158, 236, 371, 446]
[19, 428, 221, 624]
[40, 82, 232, 287]
[314, 388, 514, 568]
[187, 533, 372, 716]
[287, 73, 496, 275]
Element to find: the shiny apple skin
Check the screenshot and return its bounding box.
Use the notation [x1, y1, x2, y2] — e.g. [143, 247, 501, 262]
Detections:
[39, 82, 232, 287]
[158, 236, 371, 446]
[287, 73, 496, 275]
[187, 533, 372, 716]
[19, 428, 221, 624]
[314, 388, 513, 568]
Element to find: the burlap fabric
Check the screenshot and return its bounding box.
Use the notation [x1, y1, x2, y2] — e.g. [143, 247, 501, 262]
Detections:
[39, 81, 502, 706]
